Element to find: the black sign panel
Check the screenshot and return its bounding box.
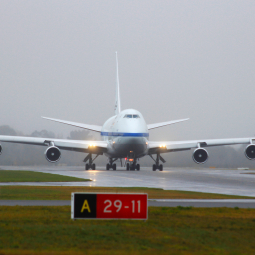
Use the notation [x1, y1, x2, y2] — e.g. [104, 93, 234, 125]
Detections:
[73, 194, 97, 218]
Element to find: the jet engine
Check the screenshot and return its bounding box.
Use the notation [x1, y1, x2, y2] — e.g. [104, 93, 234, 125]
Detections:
[192, 148, 209, 164]
[45, 146, 61, 163]
[245, 144, 255, 160]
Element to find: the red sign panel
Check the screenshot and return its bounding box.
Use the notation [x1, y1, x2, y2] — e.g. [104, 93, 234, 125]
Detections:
[71, 193, 148, 220]
[96, 194, 147, 219]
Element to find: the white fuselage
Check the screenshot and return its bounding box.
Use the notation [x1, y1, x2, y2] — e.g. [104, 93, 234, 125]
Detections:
[101, 109, 149, 158]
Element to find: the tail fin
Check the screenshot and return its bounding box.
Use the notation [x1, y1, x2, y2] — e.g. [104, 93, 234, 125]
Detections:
[114, 52, 121, 115]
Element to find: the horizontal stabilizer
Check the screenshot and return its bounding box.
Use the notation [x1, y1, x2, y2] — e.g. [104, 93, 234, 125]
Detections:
[42, 117, 102, 132]
[147, 118, 189, 130]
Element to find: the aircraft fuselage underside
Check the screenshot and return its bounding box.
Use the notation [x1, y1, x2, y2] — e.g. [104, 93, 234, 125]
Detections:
[104, 137, 148, 158]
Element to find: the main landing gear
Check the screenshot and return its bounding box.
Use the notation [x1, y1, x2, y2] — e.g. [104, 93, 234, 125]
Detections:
[86, 163, 96, 170]
[126, 163, 140, 171]
[84, 153, 99, 170]
[149, 153, 165, 171]
[106, 158, 118, 170]
[153, 164, 163, 171]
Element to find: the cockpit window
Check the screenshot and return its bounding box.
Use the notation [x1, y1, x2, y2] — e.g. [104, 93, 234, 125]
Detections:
[124, 114, 140, 118]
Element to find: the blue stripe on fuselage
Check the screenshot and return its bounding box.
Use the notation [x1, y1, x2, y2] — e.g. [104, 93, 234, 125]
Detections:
[101, 132, 149, 137]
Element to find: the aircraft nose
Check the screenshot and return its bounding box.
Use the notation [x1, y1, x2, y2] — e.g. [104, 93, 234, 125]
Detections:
[118, 137, 145, 145]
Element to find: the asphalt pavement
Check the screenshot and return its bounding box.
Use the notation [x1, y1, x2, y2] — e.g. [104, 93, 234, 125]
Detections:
[1, 199, 255, 208]
[1, 166, 255, 197]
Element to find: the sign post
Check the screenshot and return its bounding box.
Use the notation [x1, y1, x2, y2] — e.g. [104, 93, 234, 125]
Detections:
[71, 193, 148, 220]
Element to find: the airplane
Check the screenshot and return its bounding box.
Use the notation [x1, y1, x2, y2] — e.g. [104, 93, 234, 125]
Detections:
[0, 52, 255, 171]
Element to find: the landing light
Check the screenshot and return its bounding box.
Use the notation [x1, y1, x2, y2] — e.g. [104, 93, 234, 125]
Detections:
[160, 144, 166, 148]
[89, 144, 96, 148]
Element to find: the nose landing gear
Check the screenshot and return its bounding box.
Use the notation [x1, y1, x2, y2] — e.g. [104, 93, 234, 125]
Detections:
[126, 161, 140, 171]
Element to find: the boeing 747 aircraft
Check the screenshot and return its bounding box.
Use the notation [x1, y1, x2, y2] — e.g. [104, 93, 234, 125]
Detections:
[0, 53, 255, 171]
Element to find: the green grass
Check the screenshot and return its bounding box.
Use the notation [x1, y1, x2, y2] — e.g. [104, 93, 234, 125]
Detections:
[0, 206, 255, 254]
[0, 170, 91, 182]
[0, 186, 253, 200]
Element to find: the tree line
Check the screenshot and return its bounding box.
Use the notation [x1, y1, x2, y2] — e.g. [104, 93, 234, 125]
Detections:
[0, 125, 253, 169]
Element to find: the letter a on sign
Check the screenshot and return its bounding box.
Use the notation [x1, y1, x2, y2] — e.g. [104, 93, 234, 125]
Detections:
[71, 193, 97, 218]
[81, 200, 91, 213]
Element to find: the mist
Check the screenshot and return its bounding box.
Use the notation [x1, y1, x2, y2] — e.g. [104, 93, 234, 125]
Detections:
[0, 1, 255, 167]
[0, 125, 252, 169]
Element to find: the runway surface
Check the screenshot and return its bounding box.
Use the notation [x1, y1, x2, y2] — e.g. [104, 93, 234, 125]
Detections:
[1, 165, 255, 197]
[1, 199, 255, 208]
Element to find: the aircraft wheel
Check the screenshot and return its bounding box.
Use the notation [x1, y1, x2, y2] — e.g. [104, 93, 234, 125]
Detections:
[85, 164, 89, 170]
[136, 164, 140, 171]
[113, 163, 116, 170]
[159, 164, 163, 171]
[152, 164, 156, 171]
[92, 163, 96, 170]
[106, 163, 110, 170]
[126, 163, 130, 171]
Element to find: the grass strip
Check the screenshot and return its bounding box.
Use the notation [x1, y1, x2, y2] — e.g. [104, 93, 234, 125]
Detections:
[0, 206, 255, 254]
[0, 186, 253, 200]
[0, 170, 91, 182]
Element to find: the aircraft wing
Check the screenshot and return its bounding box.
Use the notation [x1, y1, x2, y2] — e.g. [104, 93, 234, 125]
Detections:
[42, 117, 102, 132]
[148, 137, 255, 154]
[0, 135, 108, 153]
[147, 118, 189, 130]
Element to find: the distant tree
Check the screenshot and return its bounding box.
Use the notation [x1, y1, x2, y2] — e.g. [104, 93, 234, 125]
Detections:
[0, 125, 17, 136]
[68, 130, 94, 140]
[30, 130, 55, 138]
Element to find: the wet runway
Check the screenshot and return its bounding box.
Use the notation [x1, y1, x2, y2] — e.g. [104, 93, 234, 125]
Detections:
[1, 199, 255, 208]
[1, 165, 255, 197]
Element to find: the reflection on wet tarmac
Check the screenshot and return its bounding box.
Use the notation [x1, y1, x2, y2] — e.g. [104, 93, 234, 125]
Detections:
[1, 166, 255, 197]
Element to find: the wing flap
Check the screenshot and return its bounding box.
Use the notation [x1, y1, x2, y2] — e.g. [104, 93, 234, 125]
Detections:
[148, 137, 255, 154]
[0, 135, 108, 153]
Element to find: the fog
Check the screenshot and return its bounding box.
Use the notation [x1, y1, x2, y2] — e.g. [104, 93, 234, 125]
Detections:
[0, 1, 255, 167]
[0, 125, 253, 168]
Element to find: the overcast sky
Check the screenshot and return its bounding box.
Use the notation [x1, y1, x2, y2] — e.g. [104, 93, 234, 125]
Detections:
[0, 0, 255, 141]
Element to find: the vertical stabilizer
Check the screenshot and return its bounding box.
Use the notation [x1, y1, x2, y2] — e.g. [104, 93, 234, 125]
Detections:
[114, 52, 121, 115]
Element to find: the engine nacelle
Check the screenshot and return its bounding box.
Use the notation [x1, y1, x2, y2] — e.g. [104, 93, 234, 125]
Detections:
[245, 144, 255, 160]
[0, 144, 2, 155]
[45, 146, 61, 163]
[192, 148, 209, 164]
